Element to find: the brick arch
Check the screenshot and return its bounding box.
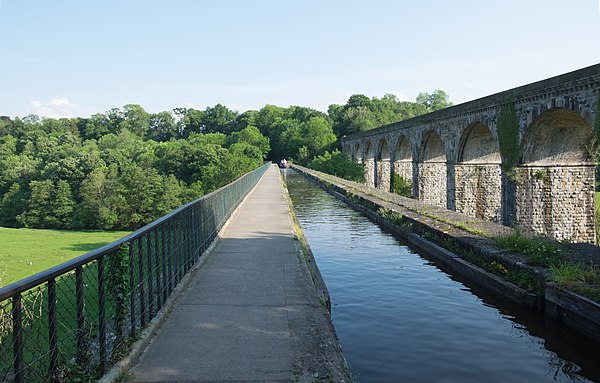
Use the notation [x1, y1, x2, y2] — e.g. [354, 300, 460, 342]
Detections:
[418, 131, 447, 208]
[455, 123, 502, 222]
[516, 107, 596, 243]
[375, 138, 391, 190]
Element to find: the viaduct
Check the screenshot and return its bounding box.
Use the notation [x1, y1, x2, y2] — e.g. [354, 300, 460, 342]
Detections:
[341, 64, 600, 244]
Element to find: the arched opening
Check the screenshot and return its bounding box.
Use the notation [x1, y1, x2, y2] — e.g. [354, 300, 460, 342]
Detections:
[516, 108, 596, 243]
[344, 144, 351, 158]
[455, 123, 502, 222]
[375, 139, 391, 191]
[363, 141, 375, 187]
[353, 142, 361, 162]
[418, 131, 447, 208]
[393, 136, 413, 197]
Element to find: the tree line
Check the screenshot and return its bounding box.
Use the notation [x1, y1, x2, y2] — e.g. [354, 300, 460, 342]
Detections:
[0, 90, 451, 231]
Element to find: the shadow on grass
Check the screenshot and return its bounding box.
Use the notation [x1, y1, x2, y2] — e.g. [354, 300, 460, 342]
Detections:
[63, 242, 112, 252]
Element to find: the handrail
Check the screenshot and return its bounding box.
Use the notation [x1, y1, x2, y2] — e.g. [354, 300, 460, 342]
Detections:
[0, 163, 268, 301]
[0, 162, 270, 383]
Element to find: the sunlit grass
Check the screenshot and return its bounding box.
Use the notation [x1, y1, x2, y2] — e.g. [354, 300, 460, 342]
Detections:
[0, 227, 129, 287]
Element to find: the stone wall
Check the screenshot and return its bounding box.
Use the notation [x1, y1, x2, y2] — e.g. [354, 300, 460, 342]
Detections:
[455, 164, 502, 223]
[376, 160, 391, 191]
[394, 161, 413, 183]
[364, 159, 375, 188]
[341, 64, 600, 244]
[516, 166, 596, 243]
[418, 162, 447, 208]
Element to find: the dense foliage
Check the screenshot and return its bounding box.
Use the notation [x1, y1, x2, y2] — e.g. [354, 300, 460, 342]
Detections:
[391, 174, 413, 197]
[307, 150, 365, 183]
[0, 108, 268, 230]
[328, 91, 452, 137]
[0, 90, 448, 231]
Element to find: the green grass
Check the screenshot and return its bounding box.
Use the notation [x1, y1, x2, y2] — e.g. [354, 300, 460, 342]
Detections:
[0, 227, 130, 287]
[493, 232, 562, 267]
[549, 262, 600, 302]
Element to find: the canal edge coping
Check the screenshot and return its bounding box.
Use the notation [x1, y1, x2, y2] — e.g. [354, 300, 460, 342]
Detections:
[278, 167, 355, 382]
[292, 165, 600, 345]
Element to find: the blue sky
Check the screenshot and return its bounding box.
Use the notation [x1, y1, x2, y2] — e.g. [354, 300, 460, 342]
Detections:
[1, 0, 599, 118]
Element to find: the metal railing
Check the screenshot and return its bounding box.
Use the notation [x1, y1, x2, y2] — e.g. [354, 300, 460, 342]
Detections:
[0, 163, 270, 383]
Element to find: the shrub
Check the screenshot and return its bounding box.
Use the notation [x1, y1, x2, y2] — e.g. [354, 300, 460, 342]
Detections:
[308, 150, 365, 183]
[391, 173, 412, 197]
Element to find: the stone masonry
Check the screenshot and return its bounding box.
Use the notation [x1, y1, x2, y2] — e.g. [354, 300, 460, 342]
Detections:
[342, 64, 600, 244]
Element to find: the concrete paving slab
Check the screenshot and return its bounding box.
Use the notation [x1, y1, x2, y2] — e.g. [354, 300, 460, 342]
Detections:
[129, 165, 350, 383]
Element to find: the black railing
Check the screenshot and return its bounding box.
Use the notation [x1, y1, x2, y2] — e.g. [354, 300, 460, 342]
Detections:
[0, 163, 270, 383]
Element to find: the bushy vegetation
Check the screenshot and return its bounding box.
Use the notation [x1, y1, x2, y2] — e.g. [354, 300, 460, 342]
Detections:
[0, 108, 268, 230]
[307, 150, 365, 183]
[0, 90, 448, 231]
[494, 232, 562, 267]
[328, 91, 452, 137]
[391, 174, 412, 197]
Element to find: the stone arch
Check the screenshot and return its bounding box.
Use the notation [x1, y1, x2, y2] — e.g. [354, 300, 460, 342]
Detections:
[363, 140, 375, 187]
[375, 138, 391, 191]
[516, 107, 596, 243]
[343, 144, 351, 156]
[455, 123, 502, 222]
[393, 135, 413, 196]
[353, 142, 361, 162]
[418, 131, 447, 208]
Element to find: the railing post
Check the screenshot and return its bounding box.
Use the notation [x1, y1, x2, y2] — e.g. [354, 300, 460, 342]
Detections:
[138, 237, 147, 328]
[146, 234, 153, 320]
[167, 220, 174, 294]
[129, 244, 137, 338]
[12, 294, 24, 383]
[173, 219, 180, 284]
[48, 279, 58, 382]
[161, 225, 168, 303]
[154, 227, 162, 312]
[98, 256, 107, 374]
[75, 266, 85, 364]
[185, 210, 191, 273]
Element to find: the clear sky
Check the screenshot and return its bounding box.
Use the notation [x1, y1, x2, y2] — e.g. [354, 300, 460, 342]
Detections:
[1, 0, 599, 119]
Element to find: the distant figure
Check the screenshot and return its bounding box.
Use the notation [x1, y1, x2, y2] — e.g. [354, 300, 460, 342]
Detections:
[279, 159, 290, 169]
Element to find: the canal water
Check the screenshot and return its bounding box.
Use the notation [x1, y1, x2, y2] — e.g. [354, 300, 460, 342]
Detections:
[283, 169, 600, 383]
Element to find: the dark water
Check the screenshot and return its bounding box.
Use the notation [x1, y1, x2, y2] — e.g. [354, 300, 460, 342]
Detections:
[283, 169, 600, 383]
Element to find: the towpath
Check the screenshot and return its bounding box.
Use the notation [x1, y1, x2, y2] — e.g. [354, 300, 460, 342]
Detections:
[130, 164, 349, 382]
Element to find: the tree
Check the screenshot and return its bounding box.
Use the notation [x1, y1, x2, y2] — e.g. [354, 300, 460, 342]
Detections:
[173, 107, 204, 138]
[147, 111, 177, 142]
[308, 150, 365, 183]
[121, 104, 150, 137]
[416, 90, 453, 112]
[0, 183, 27, 227]
[201, 104, 239, 134]
[227, 126, 270, 158]
[301, 116, 336, 160]
[74, 166, 122, 229]
[18, 179, 75, 229]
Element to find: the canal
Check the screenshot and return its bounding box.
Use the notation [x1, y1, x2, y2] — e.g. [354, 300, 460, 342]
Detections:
[283, 169, 600, 383]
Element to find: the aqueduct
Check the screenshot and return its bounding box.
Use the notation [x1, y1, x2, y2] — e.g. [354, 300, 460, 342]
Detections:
[341, 64, 600, 243]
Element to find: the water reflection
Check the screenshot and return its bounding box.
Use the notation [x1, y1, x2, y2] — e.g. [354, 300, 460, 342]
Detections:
[284, 169, 600, 383]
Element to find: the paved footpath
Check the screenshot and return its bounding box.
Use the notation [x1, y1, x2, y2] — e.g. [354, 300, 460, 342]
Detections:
[131, 165, 349, 383]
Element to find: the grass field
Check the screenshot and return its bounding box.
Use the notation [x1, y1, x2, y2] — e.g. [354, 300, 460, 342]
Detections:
[0, 227, 130, 287]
